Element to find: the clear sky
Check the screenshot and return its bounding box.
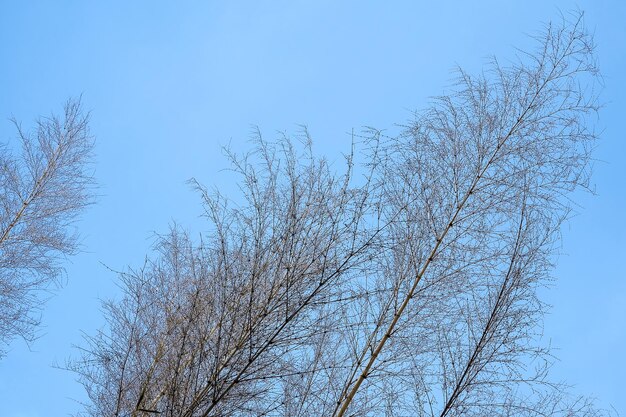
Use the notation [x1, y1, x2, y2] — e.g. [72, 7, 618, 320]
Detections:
[0, 1, 624, 416]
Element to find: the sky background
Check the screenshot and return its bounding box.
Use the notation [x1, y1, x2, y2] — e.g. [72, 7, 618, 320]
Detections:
[0, 1, 624, 416]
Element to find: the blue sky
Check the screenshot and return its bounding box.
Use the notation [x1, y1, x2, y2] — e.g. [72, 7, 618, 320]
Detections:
[0, 1, 624, 415]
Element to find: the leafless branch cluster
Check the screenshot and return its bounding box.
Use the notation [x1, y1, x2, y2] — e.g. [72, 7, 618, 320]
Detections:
[0, 98, 94, 357]
[72, 13, 608, 417]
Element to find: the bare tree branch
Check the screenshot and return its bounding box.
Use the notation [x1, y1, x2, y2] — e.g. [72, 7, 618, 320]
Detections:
[0, 98, 94, 357]
[72, 12, 610, 417]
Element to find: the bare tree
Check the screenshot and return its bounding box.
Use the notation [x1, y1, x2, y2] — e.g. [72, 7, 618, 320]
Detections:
[0, 98, 94, 357]
[73, 12, 608, 417]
